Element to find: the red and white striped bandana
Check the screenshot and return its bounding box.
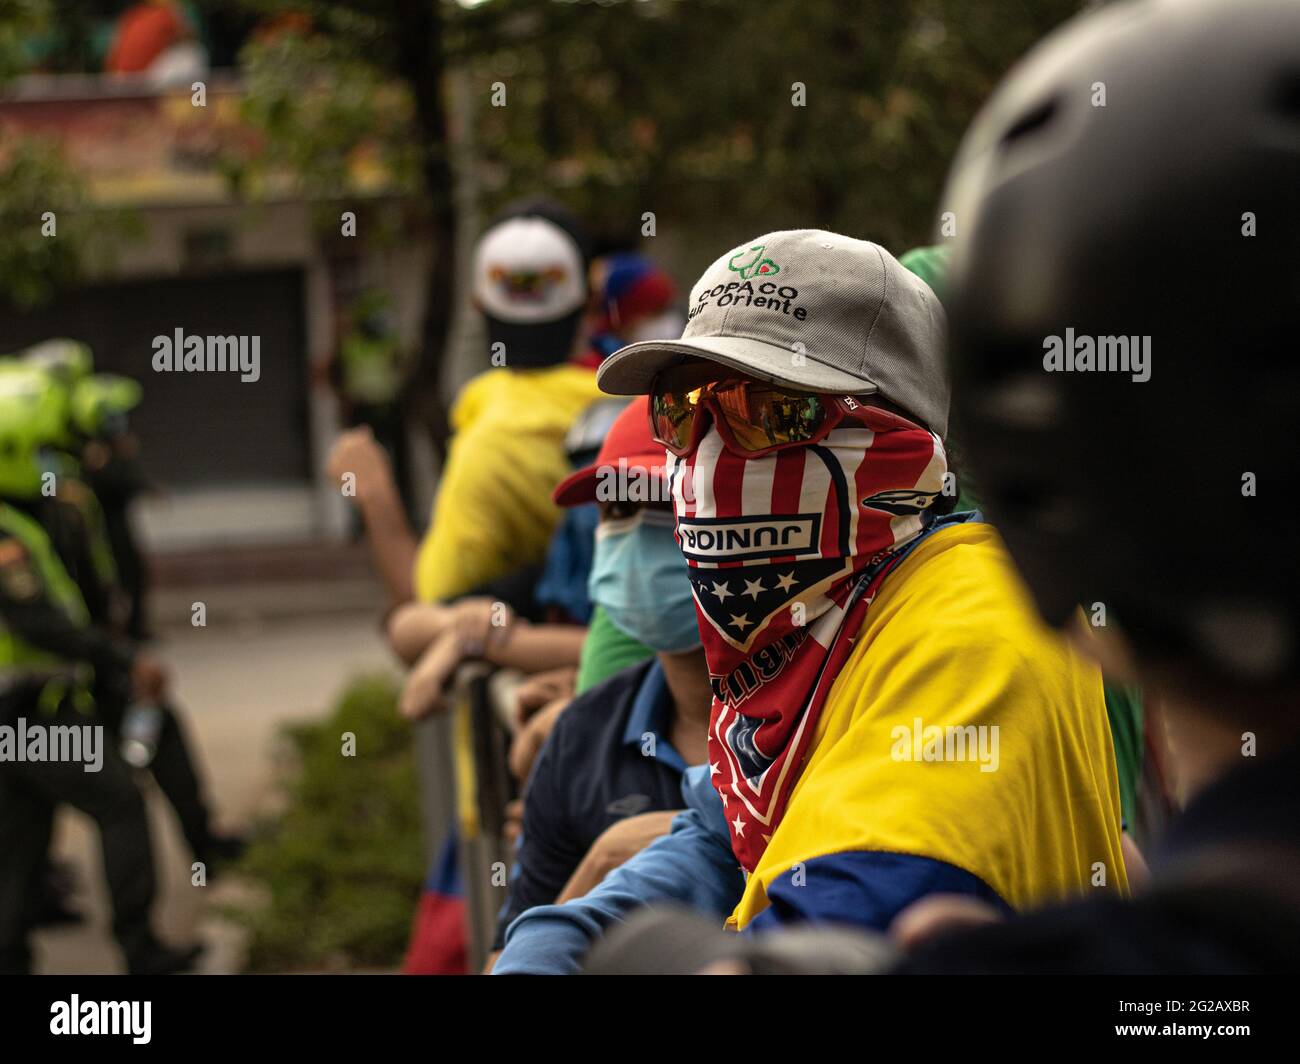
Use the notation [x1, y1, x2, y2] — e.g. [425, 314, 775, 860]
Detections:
[666, 403, 948, 870]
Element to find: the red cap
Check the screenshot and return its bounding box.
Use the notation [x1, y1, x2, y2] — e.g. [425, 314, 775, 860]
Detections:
[552, 396, 668, 507]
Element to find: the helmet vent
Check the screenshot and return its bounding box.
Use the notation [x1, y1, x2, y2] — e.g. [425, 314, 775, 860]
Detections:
[999, 97, 1061, 149]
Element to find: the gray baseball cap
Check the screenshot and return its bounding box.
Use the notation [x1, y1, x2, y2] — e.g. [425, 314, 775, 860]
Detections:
[596, 229, 950, 436]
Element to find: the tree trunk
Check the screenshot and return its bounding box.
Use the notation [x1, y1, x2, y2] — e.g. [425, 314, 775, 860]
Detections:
[392, 0, 455, 463]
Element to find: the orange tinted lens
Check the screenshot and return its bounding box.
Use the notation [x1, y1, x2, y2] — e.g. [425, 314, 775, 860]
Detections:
[713, 382, 827, 452]
[651, 387, 700, 451]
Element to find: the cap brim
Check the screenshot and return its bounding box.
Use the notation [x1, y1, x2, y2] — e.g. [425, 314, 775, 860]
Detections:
[552, 446, 671, 507]
[552, 463, 600, 507]
[596, 335, 880, 396]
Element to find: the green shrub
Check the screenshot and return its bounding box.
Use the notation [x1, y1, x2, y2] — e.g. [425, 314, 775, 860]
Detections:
[231, 673, 425, 972]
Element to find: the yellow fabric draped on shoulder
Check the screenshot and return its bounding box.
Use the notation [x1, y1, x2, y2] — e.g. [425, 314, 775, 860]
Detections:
[729, 520, 1127, 929]
[414, 365, 605, 603]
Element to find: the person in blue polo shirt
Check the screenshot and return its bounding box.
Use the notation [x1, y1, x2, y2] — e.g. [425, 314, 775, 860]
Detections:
[486, 398, 712, 967]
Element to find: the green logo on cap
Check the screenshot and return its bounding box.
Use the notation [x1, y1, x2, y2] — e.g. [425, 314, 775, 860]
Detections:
[727, 245, 780, 281]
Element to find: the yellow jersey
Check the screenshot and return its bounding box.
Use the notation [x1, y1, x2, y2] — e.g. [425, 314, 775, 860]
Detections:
[730, 520, 1127, 928]
[414, 365, 604, 602]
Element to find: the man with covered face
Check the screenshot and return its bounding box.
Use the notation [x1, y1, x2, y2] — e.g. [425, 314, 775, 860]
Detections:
[493, 229, 1128, 974]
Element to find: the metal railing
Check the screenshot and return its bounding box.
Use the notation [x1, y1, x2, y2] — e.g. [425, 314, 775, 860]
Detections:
[414, 662, 518, 972]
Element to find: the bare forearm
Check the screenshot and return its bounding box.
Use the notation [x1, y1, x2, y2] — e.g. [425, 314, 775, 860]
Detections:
[483, 624, 587, 674]
[556, 810, 681, 903]
[387, 601, 451, 663]
[356, 485, 418, 605]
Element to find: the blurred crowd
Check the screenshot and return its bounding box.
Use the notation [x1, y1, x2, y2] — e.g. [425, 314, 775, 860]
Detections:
[325, 197, 1162, 975]
[3, 0, 1297, 977]
[329, 0, 1297, 976]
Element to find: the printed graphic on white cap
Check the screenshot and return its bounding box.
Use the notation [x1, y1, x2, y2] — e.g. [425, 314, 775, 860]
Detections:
[472, 217, 585, 324]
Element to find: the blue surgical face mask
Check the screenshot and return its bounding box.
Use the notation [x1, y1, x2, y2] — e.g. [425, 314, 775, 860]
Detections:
[588, 508, 702, 653]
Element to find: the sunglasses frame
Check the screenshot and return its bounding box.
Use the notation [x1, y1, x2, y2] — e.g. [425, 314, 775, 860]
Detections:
[649, 373, 870, 458]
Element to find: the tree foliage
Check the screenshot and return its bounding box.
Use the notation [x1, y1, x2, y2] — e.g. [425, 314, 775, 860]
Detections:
[460, 0, 1084, 258]
[0, 0, 140, 310]
[236, 28, 422, 207]
[234, 0, 1083, 269]
[0, 134, 141, 310]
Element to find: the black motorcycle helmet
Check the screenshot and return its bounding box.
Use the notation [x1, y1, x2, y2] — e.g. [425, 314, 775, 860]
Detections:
[942, 0, 1300, 689]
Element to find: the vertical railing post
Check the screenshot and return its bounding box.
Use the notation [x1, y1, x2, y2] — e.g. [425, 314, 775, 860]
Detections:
[450, 663, 514, 971]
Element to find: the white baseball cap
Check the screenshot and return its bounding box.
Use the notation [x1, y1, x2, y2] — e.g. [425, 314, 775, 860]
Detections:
[472, 216, 586, 325]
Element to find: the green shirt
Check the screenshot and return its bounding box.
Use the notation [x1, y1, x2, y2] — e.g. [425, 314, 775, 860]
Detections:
[1103, 683, 1144, 830]
[574, 605, 653, 694]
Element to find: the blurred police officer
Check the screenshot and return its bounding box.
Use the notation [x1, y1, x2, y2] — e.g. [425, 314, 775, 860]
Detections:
[0, 365, 200, 974]
[72, 371, 154, 641]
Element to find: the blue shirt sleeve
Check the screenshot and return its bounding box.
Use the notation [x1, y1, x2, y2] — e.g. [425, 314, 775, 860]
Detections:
[746, 850, 1011, 934]
[493, 765, 743, 975]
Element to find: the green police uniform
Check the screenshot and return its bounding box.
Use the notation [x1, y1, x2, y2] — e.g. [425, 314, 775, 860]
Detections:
[0, 363, 188, 974]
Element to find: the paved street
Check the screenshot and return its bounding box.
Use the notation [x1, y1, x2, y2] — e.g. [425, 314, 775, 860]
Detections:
[32, 580, 395, 975]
